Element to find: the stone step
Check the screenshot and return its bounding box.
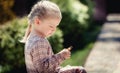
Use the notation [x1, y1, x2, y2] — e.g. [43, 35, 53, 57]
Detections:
[84, 14, 120, 73]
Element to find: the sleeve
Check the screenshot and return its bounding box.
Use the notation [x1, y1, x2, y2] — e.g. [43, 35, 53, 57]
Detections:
[30, 40, 65, 72]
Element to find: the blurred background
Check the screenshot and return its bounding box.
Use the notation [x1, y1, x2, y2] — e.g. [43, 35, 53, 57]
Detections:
[0, 0, 120, 73]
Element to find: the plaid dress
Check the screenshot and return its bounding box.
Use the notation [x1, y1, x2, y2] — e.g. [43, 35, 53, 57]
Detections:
[25, 32, 86, 73]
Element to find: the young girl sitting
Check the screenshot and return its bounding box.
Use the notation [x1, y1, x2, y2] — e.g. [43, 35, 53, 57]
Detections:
[21, 1, 87, 73]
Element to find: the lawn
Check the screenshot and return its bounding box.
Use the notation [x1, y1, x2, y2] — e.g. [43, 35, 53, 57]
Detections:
[61, 43, 94, 66]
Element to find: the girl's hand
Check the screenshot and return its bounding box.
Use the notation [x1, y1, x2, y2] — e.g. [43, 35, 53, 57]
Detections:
[60, 49, 71, 60]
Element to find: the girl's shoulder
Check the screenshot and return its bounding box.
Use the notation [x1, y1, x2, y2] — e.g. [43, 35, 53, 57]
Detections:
[25, 33, 48, 52]
[28, 33, 47, 44]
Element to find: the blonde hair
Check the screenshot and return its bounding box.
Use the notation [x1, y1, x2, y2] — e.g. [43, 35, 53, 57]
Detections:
[20, 0, 62, 43]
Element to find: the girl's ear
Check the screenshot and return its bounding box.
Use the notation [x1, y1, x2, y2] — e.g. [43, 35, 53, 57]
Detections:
[34, 17, 41, 25]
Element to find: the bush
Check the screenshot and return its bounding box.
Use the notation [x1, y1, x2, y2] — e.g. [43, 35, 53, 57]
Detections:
[0, 17, 63, 73]
[52, 0, 94, 49]
[0, 18, 27, 73]
[48, 28, 63, 53]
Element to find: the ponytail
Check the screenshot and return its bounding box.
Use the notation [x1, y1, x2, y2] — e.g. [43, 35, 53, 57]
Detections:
[20, 24, 32, 43]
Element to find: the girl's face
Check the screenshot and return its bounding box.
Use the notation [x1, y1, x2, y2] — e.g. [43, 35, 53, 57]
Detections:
[35, 18, 61, 37]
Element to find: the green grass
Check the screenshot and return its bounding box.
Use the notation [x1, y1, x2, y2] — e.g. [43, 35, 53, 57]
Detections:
[61, 43, 94, 66]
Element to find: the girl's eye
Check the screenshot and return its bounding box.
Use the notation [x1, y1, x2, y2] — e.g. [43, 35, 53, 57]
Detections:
[50, 26, 53, 28]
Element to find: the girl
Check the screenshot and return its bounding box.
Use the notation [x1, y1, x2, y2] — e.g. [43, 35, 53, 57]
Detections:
[21, 1, 87, 73]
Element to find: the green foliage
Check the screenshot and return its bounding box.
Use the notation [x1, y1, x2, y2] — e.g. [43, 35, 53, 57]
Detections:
[52, 0, 90, 26]
[0, 17, 63, 72]
[80, 0, 95, 22]
[58, 0, 89, 34]
[61, 43, 94, 66]
[51, 0, 94, 49]
[0, 0, 15, 24]
[0, 18, 27, 73]
[48, 28, 63, 53]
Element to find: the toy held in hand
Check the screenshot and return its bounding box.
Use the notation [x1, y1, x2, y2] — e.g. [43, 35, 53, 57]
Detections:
[67, 46, 73, 51]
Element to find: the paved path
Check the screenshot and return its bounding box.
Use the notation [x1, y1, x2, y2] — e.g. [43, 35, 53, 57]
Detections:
[84, 14, 120, 73]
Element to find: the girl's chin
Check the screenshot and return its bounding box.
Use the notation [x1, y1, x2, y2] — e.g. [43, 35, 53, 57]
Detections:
[46, 33, 53, 37]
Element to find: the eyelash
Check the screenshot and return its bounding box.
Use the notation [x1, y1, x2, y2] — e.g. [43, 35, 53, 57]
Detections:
[50, 26, 53, 28]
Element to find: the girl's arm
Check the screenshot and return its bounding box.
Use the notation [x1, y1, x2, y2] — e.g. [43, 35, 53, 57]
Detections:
[30, 40, 66, 72]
